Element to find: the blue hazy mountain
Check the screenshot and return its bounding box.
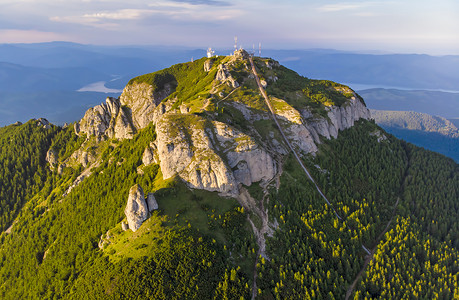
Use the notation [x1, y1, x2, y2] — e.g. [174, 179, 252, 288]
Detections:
[371, 109, 459, 162]
[263, 49, 459, 91]
[360, 89, 459, 119]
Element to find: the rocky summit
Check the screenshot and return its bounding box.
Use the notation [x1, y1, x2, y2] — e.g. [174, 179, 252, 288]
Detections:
[1, 50, 454, 300]
[76, 49, 370, 199]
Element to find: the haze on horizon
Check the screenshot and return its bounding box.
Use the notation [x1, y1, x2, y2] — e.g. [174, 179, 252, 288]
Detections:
[0, 0, 458, 55]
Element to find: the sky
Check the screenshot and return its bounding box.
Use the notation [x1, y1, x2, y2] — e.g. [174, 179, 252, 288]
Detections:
[0, 0, 458, 54]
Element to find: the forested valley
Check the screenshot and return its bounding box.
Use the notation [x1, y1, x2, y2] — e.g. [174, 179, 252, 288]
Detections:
[0, 118, 456, 299]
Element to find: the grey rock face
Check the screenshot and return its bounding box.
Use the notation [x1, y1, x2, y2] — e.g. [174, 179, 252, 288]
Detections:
[270, 94, 370, 154]
[77, 97, 136, 140]
[142, 143, 158, 166]
[124, 184, 150, 232]
[216, 64, 239, 88]
[204, 59, 213, 72]
[302, 97, 371, 143]
[156, 115, 238, 195]
[46, 148, 58, 166]
[155, 115, 276, 195]
[214, 121, 276, 185]
[233, 161, 251, 186]
[120, 82, 174, 129]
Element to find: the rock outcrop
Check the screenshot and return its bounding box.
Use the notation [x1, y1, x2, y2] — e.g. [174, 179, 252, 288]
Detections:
[216, 64, 239, 88]
[98, 231, 112, 249]
[155, 114, 276, 195]
[76, 97, 136, 140]
[124, 184, 150, 232]
[302, 97, 371, 143]
[70, 148, 94, 168]
[46, 148, 58, 167]
[36, 118, 51, 129]
[120, 81, 174, 129]
[142, 143, 158, 166]
[213, 121, 276, 185]
[156, 115, 238, 195]
[204, 59, 213, 72]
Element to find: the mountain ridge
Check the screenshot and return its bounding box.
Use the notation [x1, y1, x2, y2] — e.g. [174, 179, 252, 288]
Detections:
[69, 50, 370, 199]
[0, 51, 457, 299]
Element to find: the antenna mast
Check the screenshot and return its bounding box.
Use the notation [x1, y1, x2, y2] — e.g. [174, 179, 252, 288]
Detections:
[234, 36, 238, 52]
[259, 42, 261, 56]
[207, 47, 215, 58]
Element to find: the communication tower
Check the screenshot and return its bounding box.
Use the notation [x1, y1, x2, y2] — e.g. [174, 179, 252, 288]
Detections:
[259, 43, 262, 56]
[207, 47, 215, 58]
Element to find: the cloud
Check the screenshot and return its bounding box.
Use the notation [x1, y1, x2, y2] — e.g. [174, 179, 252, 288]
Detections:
[82, 9, 152, 20]
[0, 29, 69, 43]
[50, 9, 161, 29]
[317, 3, 367, 12]
[50, 2, 243, 29]
[170, 0, 231, 6]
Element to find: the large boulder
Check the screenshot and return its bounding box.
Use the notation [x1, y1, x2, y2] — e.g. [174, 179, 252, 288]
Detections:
[124, 184, 149, 232]
[46, 148, 58, 167]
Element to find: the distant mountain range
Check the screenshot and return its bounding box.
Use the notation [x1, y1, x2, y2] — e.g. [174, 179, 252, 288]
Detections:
[1, 42, 459, 127]
[360, 89, 459, 119]
[263, 49, 459, 91]
[371, 109, 459, 162]
[370, 110, 459, 138]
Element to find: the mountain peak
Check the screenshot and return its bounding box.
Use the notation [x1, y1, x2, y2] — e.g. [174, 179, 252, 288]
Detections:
[70, 53, 369, 198]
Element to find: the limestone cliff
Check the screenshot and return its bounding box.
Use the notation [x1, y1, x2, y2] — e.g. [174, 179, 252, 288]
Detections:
[76, 97, 136, 140]
[302, 97, 371, 143]
[119, 81, 175, 129]
[154, 114, 277, 195]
